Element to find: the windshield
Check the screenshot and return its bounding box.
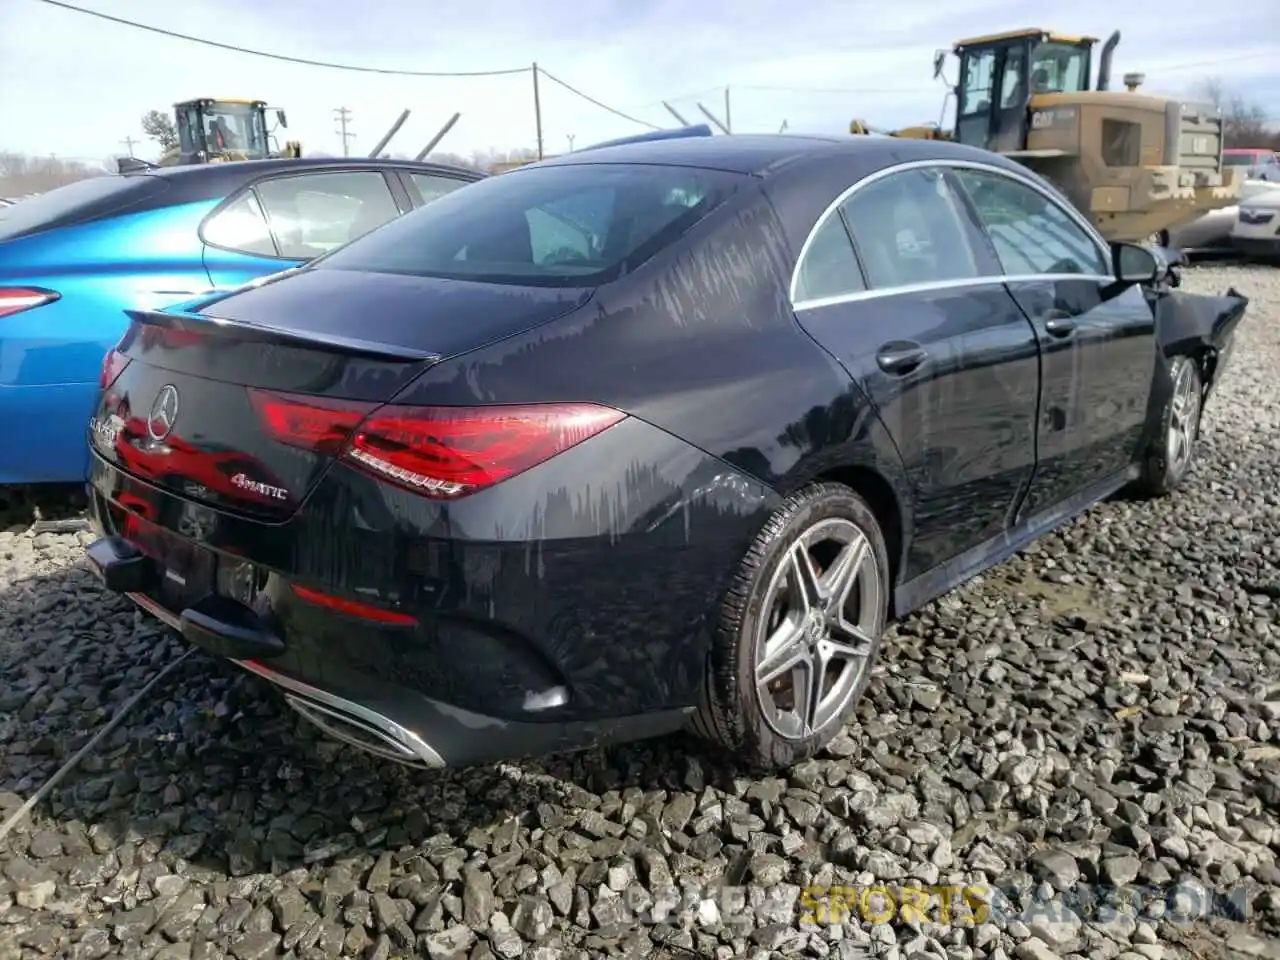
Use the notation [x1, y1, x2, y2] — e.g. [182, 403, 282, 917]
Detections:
[1029, 42, 1090, 93]
[204, 103, 268, 157]
[0, 174, 168, 242]
[315, 162, 749, 287]
[1223, 153, 1259, 166]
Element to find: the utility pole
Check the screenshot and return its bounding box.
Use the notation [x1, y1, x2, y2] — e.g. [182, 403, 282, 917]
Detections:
[333, 107, 354, 156]
[566, 134, 576, 151]
[724, 86, 732, 134]
[532, 63, 544, 160]
[120, 136, 138, 157]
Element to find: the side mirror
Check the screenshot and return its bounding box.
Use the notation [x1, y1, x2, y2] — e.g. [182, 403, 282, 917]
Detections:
[932, 50, 947, 80]
[1111, 241, 1160, 284]
[276, 110, 288, 129]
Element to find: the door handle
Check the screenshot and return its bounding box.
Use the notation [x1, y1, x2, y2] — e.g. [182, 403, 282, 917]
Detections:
[876, 342, 927, 375]
[1044, 314, 1076, 338]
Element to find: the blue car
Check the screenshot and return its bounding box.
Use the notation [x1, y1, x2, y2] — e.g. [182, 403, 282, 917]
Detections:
[0, 157, 484, 485]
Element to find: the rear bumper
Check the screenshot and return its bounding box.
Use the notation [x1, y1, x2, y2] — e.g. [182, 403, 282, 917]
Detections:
[84, 415, 779, 767]
[111, 584, 688, 769]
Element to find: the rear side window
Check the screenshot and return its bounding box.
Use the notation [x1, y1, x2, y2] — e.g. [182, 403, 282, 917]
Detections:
[202, 191, 278, 257]
[410, 173, 468, 203]
[255, 171, 402, 259]
[0, 174, 169, 242]
[793, 215, 866, 303]
[841, 168, 986, 288]
[315, 163, 749, 287]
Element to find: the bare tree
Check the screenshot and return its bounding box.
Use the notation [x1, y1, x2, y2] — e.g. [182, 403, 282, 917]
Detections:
[141, 109, 179, 153]
[1193, 77, 1276, 149]
[0, 152, 104, 196]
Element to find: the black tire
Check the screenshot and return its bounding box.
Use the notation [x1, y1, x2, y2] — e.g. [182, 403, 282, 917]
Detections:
[692, 481, 890, 770]
[1133, 354, 1203, 497]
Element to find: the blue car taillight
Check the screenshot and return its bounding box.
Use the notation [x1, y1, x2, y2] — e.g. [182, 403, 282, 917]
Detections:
[0, 286, 59, 319]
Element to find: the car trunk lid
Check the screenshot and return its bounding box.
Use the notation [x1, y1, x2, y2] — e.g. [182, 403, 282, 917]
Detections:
[92, 268, 592, 520]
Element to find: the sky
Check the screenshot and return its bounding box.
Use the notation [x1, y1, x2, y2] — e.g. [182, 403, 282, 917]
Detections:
[1, 0, 1277, 165]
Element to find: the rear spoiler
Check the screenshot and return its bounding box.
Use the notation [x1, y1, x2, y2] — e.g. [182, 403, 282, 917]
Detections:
[123, 308, 441, 362]
[117, 156, 161, 174]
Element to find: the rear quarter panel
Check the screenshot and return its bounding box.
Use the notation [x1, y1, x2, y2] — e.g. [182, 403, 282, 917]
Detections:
[0, 199, 223, 482]
[394, 176, 915, 557]
[0, 199, 225, 388]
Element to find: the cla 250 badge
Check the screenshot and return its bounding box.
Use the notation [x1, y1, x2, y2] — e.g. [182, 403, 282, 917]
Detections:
[88, 414, 125, 449]
[231, 473, 290, 501]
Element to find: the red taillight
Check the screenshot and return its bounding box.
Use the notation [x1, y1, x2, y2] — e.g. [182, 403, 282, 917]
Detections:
[248, 389, 626, 500]
[289, 583, 418, 626]
[347, 403, 626, 498]
[248, 389, 375, 456]
[0, 287, 59, 319]
[100, 349, 130, 389]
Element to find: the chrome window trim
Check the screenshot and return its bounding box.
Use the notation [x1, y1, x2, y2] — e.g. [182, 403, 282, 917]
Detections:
[787, 157, 1114, 309]
[794, 272, 1117, 312]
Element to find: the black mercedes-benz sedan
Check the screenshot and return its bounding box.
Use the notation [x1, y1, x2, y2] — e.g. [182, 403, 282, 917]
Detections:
[83, 132, 1249, 771]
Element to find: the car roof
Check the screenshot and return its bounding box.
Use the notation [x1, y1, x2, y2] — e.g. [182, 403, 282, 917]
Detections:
[107, 155, 487, 210]
[133, 155, 482, 187]
[528, 132, 1010, 178]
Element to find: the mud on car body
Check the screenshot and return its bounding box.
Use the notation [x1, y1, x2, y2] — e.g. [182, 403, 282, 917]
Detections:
[84, 133, 1249, 771]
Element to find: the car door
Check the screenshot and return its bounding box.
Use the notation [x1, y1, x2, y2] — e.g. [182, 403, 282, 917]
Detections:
[790, 164, 1041, 582]
[949, 165, 1156, 522]
[200, 168, 407, 289]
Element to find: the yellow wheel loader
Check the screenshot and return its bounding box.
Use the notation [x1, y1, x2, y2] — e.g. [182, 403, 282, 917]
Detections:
[849, 28, 1245, 244]
[165, 99, 302, 166]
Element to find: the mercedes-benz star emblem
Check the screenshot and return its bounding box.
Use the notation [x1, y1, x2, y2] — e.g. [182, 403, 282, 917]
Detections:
[147, 384, 180, 441]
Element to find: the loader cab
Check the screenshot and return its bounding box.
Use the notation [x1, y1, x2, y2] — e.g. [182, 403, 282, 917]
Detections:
[174, 99, 272, 164]
[952, 29, 1095, 153]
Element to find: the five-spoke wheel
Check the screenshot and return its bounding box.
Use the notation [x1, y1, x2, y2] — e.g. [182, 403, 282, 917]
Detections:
[694, 482, 889, 769]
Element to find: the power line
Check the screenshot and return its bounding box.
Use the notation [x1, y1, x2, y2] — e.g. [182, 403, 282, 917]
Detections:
[536, 67, 662, 130]
[31, 0, 531, 77]
[737, 84, 931, 95]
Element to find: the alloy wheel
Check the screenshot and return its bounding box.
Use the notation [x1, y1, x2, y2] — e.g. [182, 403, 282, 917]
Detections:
[1167, 358, 1201, 477]
[753, 517, 882, 740]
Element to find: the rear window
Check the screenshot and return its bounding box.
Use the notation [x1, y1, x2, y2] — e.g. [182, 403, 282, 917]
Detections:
[0, 174, 170, 242]
[314, 162, 749, 287]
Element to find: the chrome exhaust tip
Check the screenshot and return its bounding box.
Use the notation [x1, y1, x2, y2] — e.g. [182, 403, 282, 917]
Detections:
[233, 659, 445, 770]
[282, 694, 441, 770]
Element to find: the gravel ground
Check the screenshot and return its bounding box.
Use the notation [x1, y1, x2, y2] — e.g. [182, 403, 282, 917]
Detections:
[1, 264, 1279, 960]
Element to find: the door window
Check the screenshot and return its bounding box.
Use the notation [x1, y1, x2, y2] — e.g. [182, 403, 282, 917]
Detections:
[793, 215, 866, 302]
[254, 171, 400, 259]
[952, 168, 1109, 276]
[1000, 46, 1028, 109]
[410, 173, 468, 204]
[960, 49, 997, 116]
[201, 190, 278, 257]
[841, 168, 986, 288]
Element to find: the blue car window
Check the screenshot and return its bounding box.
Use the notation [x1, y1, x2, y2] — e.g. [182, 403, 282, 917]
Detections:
[254, 171, 400, 259]
[410, 173, 467, 204]
[202, 190, 278, 258]
[952, 168, 1108, 276]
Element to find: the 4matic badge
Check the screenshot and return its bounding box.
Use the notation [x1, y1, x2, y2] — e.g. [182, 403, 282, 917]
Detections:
[230, 473, 290, 501]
